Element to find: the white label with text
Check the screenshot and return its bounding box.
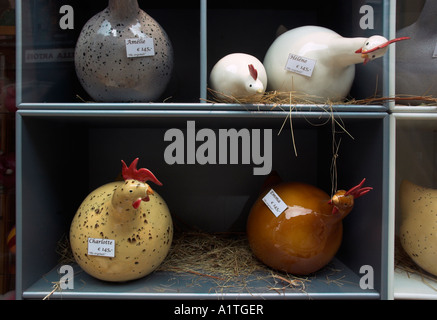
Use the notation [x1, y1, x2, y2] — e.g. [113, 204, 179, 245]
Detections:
[126, 38, 155, 58]
[88, 238, 115, 257]
[262, 189, 288, 217]
[285, 54, 317, 77]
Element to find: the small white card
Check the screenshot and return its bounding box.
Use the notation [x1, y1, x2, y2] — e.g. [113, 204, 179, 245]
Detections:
[433, 42, 437, 58]
[285, 54, 317, 77]
[125, 38, 155, 58]
[88, 238, 115, 258]
[262, 189, 288, 217]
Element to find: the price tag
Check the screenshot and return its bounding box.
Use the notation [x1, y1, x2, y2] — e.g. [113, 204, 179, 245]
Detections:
[285, 54, 317, 77]
[88, 238, 115, 258]
[262, 189, 288, 217]
[125, 38, 155, 58]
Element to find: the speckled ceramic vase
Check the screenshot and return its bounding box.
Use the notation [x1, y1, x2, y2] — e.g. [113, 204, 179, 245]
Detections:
[74, 0, 174, 102]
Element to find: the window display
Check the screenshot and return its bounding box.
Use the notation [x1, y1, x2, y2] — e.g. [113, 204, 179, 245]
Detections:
[8, 0, 437, 302]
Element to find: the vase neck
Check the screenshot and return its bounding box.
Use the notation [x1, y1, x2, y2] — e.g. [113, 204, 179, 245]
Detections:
[108, 0, 140, 19]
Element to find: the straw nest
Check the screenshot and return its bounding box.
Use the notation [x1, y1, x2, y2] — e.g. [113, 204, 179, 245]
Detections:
[205, 88, 437, 106]
[157, 232, 266, 278]
[56, 231, 352, 295]
[53, 231, 437, 297]
[77, 88, 437, 106]
[155, 231, 310, 293]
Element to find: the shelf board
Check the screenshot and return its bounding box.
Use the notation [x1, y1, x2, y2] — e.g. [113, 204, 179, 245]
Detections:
[391, 105, 437, 113]
[16, 106, 389, 130]
[17, 102, 388, 113]
[22, 258, 379, 300]
[394, 269, 437, 300]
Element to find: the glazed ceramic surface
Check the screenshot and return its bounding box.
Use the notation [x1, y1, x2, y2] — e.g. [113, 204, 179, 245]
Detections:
[70, 159, 173, 282]
[209, 53, 267, 101]
[247, 179, 371, 275]
[263, 26, 402, 102]
[75, 0, 174, 102]
[247, 182, 342, 275]
[396, 0, 437, 104]
[247, 180, 372, 275]
[400, 180, 437, 276]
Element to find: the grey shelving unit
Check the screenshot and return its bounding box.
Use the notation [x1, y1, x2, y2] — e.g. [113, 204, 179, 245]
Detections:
[15, 0, 399, 300]
[388, 0, 437, 300]
[391, 113, 437, 300]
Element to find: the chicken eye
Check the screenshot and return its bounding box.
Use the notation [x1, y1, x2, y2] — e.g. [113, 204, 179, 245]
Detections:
[249, 84, 253, 87]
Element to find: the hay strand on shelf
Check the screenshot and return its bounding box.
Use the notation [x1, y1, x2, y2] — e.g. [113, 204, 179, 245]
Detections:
[155, 232, 310, 294]
[157, 232, 269, 278]
[54, 231, 355, 296]
[204, 88, 437, 106]
[205, 88, 338, 106]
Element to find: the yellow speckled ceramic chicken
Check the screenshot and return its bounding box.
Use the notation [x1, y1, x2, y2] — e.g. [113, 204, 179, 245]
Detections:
[70, 158, 173, 282]
[400, 180, 437, 277]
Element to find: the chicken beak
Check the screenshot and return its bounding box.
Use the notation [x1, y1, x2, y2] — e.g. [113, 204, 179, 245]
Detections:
[356, 36, 410, 66]
[355, 48, 370, 64]
[132, 185, 155, 209]
[361, 53, 370, 65]
[142, 185, 154, 202]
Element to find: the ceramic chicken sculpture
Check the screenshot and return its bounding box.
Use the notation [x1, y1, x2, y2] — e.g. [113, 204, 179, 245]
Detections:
[70, 158, 173, 282]
[263, 25, 409, 102]
[247, 177, 372, 275]
[400, 180, 437, 276]
[209, 53, 267, 101]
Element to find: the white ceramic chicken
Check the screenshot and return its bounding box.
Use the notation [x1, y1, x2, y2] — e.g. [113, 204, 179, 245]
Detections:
[209, 53, 267, 101]
[263, 26, 409, 102]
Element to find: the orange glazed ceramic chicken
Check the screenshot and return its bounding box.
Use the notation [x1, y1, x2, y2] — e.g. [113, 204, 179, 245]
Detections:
[247, 178, 371, 275]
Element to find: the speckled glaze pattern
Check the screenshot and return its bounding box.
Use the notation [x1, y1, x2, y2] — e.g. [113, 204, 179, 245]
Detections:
[70, 180, 173, 282]
[400, 180, 437, 277]
[74, 0, 174, 102]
